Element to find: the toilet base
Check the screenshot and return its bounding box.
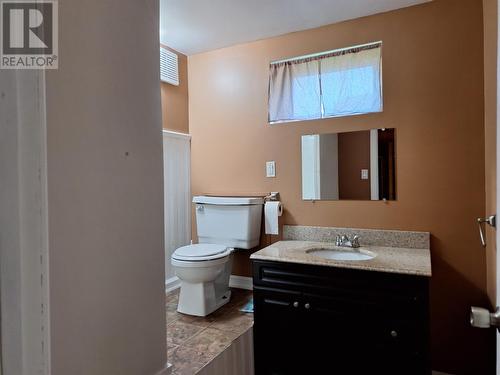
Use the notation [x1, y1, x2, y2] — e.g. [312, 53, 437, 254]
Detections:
[177, 283, 231, 316]
[173, 253, 233, 317]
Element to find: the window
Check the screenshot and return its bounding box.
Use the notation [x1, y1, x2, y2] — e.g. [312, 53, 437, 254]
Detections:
[268, 42, 382, 123]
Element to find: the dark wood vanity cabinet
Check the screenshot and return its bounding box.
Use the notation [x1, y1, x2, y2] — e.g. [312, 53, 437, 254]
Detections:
[252, 260, 430, 375]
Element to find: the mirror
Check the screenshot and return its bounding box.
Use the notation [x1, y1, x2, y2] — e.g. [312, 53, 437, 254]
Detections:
[301, 128, 396, 201]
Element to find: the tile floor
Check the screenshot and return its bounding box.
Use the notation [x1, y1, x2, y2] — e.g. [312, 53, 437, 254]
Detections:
[166, 288, 253, 375]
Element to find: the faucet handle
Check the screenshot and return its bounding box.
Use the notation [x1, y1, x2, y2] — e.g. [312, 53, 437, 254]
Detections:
[335, 235, 342, 246]
[351, 235, 360, 248]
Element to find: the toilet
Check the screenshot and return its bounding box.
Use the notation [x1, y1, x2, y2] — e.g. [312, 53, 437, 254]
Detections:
[171, 196, 264, 316]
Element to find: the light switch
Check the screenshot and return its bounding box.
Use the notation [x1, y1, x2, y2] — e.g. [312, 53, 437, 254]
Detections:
[361, 169, 369, 180]
[266, 161, 276, 178]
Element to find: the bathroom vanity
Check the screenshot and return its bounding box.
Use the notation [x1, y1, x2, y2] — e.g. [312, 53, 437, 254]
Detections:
[251, 226, 432, 375]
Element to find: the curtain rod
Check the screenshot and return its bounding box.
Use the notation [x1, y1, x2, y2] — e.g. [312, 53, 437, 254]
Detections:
[270, 41, 382, 65]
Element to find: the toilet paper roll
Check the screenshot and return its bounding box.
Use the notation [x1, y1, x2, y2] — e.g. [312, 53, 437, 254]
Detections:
[264, 201, 283, 235]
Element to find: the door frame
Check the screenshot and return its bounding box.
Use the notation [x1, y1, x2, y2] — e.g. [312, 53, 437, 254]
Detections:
[496, 0, 500, 369]
[0, 70, 51, 374]
[496, 0, 500, 368]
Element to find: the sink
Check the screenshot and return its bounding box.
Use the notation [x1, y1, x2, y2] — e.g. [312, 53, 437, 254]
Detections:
[307, 248, 375, 261]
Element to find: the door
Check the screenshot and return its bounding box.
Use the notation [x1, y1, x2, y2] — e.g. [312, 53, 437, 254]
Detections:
[495, 3, 500, 366]
[480, 0, 499, 371]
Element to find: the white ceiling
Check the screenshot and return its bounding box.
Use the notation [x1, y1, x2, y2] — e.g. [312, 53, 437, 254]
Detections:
[160, 0, 431, 55]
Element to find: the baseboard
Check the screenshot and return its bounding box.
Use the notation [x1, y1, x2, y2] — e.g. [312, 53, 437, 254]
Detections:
[166, 276, 181, 293]
[154, 362, 172, 375]
[229, 275, 253, 290]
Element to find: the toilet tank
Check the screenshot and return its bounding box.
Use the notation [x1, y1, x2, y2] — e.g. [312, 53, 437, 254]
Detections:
[193, 196, 264, 249]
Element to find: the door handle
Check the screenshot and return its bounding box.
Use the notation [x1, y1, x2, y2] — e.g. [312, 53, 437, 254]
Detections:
[477, 215, 496, 247]
[471, 306, 500, 332]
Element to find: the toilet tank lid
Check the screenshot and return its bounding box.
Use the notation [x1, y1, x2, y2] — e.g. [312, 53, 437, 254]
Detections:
[193, 196, 264, 205]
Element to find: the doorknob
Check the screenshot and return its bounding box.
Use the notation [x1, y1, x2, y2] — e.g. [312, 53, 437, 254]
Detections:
[470, 306, 500, 332]
[477, 215, 496, 247]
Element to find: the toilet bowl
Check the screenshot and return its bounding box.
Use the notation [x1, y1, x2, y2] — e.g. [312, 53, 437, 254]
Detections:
[172, 244, 233, 316]
[171, 196, 264, 317]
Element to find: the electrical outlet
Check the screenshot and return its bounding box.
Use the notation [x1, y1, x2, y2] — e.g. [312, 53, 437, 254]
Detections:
[266, 161, 276, 178]
[361, 169, 369, 180]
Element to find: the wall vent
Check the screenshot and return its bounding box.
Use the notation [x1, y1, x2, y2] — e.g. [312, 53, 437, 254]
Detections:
[160, 47, 179, 86]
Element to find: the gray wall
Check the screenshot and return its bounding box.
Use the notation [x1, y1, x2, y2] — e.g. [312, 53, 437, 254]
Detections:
[45, 1, 166, 374]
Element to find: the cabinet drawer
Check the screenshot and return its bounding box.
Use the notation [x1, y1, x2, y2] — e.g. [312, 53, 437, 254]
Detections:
[301, 290, 423, 317]
[254, 286, 301, 316]
[253, 260, 428, 309]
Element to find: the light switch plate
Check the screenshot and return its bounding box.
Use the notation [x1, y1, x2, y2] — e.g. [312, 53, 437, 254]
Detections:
[266, 161, 276, 178]
[361, 169, 369, 180]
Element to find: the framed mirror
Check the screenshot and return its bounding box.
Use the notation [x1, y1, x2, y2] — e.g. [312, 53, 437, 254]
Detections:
[301, 128, 396, 201]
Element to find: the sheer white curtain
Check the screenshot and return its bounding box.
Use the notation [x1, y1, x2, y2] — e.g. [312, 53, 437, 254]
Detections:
[269, 59, 321, 122]
[321, 47, 382, 117]
[269, 43, 382, 123]
[163, 131, 191, 285]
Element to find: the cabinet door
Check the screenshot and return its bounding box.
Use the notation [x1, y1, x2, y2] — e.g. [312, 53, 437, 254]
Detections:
[299, 291, 373, 373]
[370, 318, 429, 374]
[253, 286, 304, 375]
[300, 292, 429, 374]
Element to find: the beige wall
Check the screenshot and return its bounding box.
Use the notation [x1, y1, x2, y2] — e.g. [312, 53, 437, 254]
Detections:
[46, 1, 166, 374]
[189, 0, 493, 373]
[483, 0, 498, 307]
[161, 45, 189, 133]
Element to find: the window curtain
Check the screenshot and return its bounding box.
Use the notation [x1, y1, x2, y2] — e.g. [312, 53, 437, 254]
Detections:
[268, 43, 382, 123]
[269, 59, 321, 122]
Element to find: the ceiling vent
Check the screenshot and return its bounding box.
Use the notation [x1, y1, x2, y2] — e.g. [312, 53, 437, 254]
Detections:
[160, 47, 179, 86]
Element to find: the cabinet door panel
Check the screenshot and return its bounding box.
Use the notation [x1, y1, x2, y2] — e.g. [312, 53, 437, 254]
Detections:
[301, 293, 429, 374]
[253, 287, 304, 375]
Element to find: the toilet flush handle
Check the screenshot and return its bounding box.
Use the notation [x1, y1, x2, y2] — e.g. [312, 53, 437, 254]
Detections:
[196, 205, 204, 212]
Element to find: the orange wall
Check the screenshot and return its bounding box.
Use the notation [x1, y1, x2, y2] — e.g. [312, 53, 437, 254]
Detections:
[161, 45, 189, 133]
[189, 0, 492, 373]
[483, 0, 497, 307]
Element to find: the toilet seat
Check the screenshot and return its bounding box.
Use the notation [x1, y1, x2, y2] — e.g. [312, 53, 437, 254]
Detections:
[171, 256, 230, 268]
[172, 244, 232, 262]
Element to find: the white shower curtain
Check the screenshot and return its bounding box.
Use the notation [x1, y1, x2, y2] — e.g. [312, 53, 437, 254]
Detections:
[163, 131, 191, 286]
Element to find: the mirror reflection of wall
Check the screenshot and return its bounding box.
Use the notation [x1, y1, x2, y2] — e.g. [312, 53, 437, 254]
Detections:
[301, 128, 396, 201]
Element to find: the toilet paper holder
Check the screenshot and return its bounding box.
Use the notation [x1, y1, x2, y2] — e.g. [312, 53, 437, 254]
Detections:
[264, 192, 280, 201]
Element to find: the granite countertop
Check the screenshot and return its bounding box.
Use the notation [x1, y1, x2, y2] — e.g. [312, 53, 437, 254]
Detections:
[250, 240, 432, 277]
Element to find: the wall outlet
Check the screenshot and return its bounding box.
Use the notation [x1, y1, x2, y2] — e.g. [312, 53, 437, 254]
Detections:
[266, 161, 276, 178]
[361, 169, 369, 180]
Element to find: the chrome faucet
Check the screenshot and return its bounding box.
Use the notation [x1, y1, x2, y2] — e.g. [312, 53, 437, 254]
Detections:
[335, 234, 360, 248]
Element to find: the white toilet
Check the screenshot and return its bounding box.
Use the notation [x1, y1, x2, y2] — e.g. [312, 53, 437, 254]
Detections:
[171, 196, 264, 316]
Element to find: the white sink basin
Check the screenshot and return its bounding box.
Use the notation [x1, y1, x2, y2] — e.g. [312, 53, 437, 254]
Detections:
[307, 248, 375, 261]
